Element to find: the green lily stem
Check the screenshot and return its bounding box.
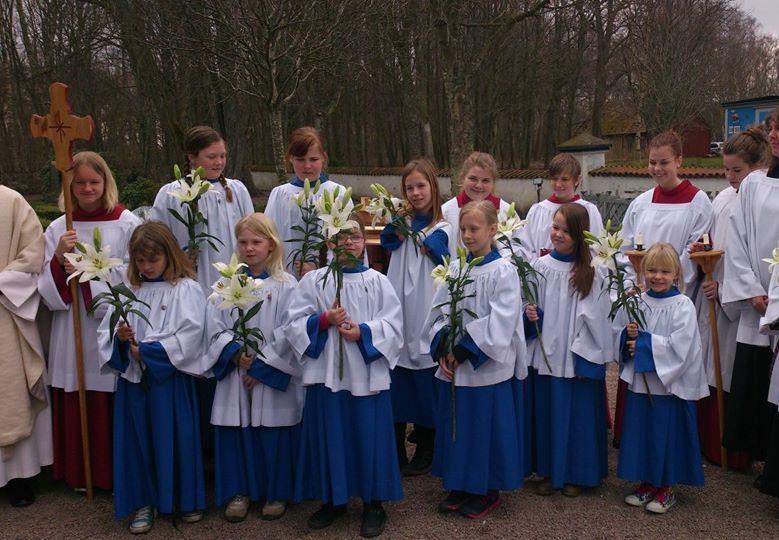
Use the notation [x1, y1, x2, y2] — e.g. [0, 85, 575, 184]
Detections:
[534, 320, 553, 373]
[336, 268, 345, 381]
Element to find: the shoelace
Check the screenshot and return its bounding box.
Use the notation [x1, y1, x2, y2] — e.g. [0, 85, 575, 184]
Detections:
[134, 507, 153, 521]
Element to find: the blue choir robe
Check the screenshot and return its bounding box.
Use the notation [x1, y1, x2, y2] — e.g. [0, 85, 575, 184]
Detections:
[616, 287, 708, 487]
[381, 214, 450, 428]
[280, 265, 404, 505]
[524, 251, 612, 488]
[97, 278, 208, 519]
[203, 271, 303, 505]
[423, 250, 527, 494]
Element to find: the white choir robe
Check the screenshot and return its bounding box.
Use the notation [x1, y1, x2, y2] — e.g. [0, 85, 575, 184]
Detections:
[205, 273, 303, 427]
[618, 290, 709, 401]
[518, 197, 604, 262]
[150, 178, 254, 296]
[263, 175, 346, 274]
[441, 196, 510, 257]
[97, 277, 208, 518]
[697, 187, 739, 391]
[38, 210, 141, 393]
[284, 266, 403, 395]
[723, 170, 779, 347]
[759, 265, 779, 408]
[620, 184, 713, 291]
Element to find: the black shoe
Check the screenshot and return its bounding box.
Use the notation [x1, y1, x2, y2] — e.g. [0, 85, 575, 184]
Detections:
[360, 501, 387, 538]
[437, 490, 469, 513]
[7, 478, 35, 508]
[403, 447, 434, 477]
[458, 490, 501, 519]
[307, 503, 347, 530]
[394, 423, 409, 469]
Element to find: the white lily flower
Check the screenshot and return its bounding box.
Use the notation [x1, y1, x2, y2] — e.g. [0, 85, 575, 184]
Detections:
[210, 273, 264, 311]
[763, 247, 779, 271]
[212, 253, 247, 279]
[320, 206, 359, 238]
[431, 257, 452, 287]
[494, 203, 527, 241]
[64, 242, 123, 283]
[169, 175, 212, 203]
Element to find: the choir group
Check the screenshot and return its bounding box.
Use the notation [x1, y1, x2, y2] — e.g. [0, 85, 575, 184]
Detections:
[2, 116, 779, 537]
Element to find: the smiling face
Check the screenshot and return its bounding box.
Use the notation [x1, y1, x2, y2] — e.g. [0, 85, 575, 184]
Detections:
[462, 166, 496, 201]
[648, 145, 683, 190]
[459, 210, 496, 257]
[189, 140, 227, 179]
[290, 145, 325, 181]
[548, 172, 579, 201]
[334, 228, 365, 263]
[71, 165, 106, 212]
[237, 228, 274, 274]
[644, 264, 678, 294]
[550, 212, 574, 254]
[135, 252, 168, 281]
[404, 170, 433, 214]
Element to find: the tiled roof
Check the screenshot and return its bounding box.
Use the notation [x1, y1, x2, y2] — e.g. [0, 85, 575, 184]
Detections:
[590, 166, 725, 178]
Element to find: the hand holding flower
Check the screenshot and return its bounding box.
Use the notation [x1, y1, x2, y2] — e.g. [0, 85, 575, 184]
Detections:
[337, 319, 361, 342]
[438, 352, 459, 380]
[326, 301, 348, 326]
[55, 230, 78, 264]
[750, 295, 768, 315]
[525, 304, 539, 322]
[117, 321, 135, 343]
[626, 322, 638, 339]
[238, 352, 254, 370]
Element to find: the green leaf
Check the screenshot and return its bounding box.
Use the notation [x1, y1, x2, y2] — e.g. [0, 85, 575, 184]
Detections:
[167, 208, 189, 228]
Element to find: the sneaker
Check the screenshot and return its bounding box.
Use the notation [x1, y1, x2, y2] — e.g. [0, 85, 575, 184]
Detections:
[360, 502, 387, 538]
[261, 500, 287, 520]
[437, 490, 470, 513]
[224, 495, 249, 522]
[624, 482, 658, 507]
[646, 487, 676, 514]
[535, 479, 553, 496]
[403, 447, 434, 477]
[562, 484, 580, 497]
[180, 510, 203, 523]
[129, 506, 155, 534]
[458, 491, 501, 519]
[307, 503, 347, 530]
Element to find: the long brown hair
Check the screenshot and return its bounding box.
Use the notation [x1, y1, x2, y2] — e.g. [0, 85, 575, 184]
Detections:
[400, 158, 443, 224]
[554, 203, 594, 298]
[184, 125, 233, 202]
[127, 221, 196, 287]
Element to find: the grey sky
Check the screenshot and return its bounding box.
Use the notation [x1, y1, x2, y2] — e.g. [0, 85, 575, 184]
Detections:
[739, 0, 779, 38]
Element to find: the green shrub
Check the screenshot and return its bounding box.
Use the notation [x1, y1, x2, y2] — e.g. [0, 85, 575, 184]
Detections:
[120, 172, 160, 210]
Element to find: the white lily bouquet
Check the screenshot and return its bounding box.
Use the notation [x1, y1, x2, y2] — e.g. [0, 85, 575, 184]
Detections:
[65, 228, 152, 341]
[584, 220, 651, 403]
[763, 247, 779, 331]
[364, 183, 423, 253]
[315, 186, 361, 380]
[166, 164, 224, 267]
[288, 177, 324, 278]
[431, 248, 483, 441]
[493, 203, 551, 372]
[208, 254, 267, 357]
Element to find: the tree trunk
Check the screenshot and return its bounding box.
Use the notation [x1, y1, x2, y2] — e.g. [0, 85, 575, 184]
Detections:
[269, 106, 287, 184]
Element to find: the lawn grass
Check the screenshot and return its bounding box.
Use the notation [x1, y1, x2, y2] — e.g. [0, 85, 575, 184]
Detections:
[608, 156, 723, 169]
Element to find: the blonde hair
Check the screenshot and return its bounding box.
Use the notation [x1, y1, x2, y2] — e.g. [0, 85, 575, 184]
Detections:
[459, 200, 498, 249]
[641, 243, 683, 293]
[234, 213, 287, 280]
[59, 151, 119, 212]
[127, 222, 196, 287]
[458, 152, 499, 194]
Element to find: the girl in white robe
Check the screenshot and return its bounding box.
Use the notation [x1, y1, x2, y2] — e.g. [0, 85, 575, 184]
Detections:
[618, 243, 708, 514]
[279, 216, 403, 537]
[692, 127, 770, 469]
[97, 222, 208, 533]
[38, 151, 141, 491]
[518, 153, 603, 262]
[613, 131, 713, 447]
[424, 201, 526, 519]
[721, 112, 779, 468]
[379, 158, 450, 476]
[441, 152, 510, 256]
[203, 213, 302, 522]
[263, 126, 346, 277]
[524, 203, 612, 496]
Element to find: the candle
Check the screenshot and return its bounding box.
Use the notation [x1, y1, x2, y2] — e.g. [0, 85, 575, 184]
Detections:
[635, 232, 644, 251]
[703, 233, 712, 251]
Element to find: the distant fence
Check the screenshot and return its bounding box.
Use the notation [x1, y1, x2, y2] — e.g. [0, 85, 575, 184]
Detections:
[582, 191, 633, 225]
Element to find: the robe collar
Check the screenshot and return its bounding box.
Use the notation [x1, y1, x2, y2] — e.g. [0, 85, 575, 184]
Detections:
[456, 191, 501, 210]
[647, 286, 681, 298]
[548, 194, 581, 204]
[651, 179, 699, 204]
[411, 213, 432, 232]
[141, 275, 166, 283]
[290, 172, 330, 188]
[73, 204, 125, 222]
[342, 263, 369, 273]
[550, 250, 574, 262]
[468, 248, 501, 266]
[768, 161, 779, 179]
[246, 269, 269, 280]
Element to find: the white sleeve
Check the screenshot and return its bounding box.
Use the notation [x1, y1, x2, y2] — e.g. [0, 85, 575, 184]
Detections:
[723, 185, 766, 303]
[648, 303, 703, 388]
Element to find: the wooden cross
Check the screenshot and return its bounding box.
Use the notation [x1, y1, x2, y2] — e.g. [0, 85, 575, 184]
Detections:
[30, 82, 95, 500]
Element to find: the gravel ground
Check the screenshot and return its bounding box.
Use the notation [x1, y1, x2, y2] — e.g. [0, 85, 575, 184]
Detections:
[2, 365, 779, 539]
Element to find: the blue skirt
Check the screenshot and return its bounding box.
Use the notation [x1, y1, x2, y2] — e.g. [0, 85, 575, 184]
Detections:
[433, 378, 523, 494]
[390, 366, 437, 428]
[113, 374, 205, 519]
[617, 391, 704, 487]
[534, 374, 608, 488]
[214, 424, 301, 505]
[295, 384, 403, 505]
[520, 369, 537, 476]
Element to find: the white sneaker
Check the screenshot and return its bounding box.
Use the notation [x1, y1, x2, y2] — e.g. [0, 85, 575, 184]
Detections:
[624, 482, 658, 507]
[224, 495, 250, 522]
[180, 510, 204, 523]
[129, 506, 155, 534]
[645, 488, 676, 514]
[261, 500, 287, 520]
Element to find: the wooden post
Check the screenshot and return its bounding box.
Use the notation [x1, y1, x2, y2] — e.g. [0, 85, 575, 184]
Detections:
[691, 249, 728, 471]
[30, 83, 95, 499]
